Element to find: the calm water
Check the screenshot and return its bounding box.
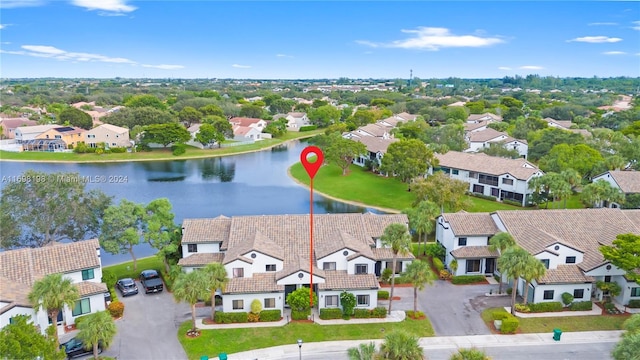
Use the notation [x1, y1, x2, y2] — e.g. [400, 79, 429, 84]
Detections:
[0, 140, 379, 265]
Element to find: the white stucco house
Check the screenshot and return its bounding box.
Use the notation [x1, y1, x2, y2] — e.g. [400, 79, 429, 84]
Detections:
[0, 240, 108, 335]
[435, 208, 640, 305]
[283, 112, 310, 130]
[432, 151, 543, 206]
[465, 128, 528, 159]
[591, 170, 640, 208]
[178, 213, 414, 313]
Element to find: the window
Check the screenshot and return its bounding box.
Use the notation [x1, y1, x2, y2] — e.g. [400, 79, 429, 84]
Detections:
[458, 237, 467, 246]
[72, 298, 91, 316]
[631, 287, 640, 297]
[543, 290, 554, 300]
[355, 264, 368, 274]
[265, 264, 276, 272]
[502, 178, 513, 185]
[540, 259, 550, 269]
[187, 244, 198, 253]
[604, 276, 611, 283]
[81, 269, 94, 280]
[264, 298, 275, 308]
[357, 295, 370, 306]
[386, 261, 402, 274]
[232, 268, 244, 278]
[232, 300, 244, 310]
[566, 256, 576, 264]
[452, 169, 459, 175]
[466, 259, 481, 273]
[478, 174, 499, 186]
[323, 262, 336, 271]
[325, 295, 339, 307]
[472, 184, 484, 194]
[573, 289, 584, 299]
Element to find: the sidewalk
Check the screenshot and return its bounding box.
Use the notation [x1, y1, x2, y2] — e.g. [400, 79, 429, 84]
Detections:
[214, 331, 623, 360]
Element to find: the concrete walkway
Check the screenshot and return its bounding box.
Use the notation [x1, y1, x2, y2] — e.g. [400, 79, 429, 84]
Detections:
[212, 330, 623, 360]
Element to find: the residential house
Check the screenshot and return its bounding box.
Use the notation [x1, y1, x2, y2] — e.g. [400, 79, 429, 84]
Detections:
[35, 126, 85, 149]
[465, 128, 528, 159]
[0, 240, 107, 335]
[283, 112, 310, 130]
[232, 125, 263, 142]
[351, 136, 399, 167]
[84, 124, 130, 149]
[544, 117, 573, 130]
[0, 118, 37, 139]
[14, 124, 59, 144]
[592, 171, 640, 208]
[432, 151, 543, 206]
[394, 112, 418, 122]
[350, 123, 392, 139]
[467, 113, 502, 123]
[436, 208, 640, 306]
[178, 213, 414, 313]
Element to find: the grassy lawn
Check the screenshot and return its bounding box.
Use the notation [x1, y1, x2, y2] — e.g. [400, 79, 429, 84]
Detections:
[481, 307, 629, 333]
[0, 130, 321, 163]
[178, 316, 434, 359]
[465, 196, 522, 212]
[102, 256, 164, 280]
[547, 193, 586, 210]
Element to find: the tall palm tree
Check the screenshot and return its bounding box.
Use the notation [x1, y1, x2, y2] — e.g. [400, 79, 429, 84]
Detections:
[28, 273, 79, 347]
[521, 254, 547, 305]
[406, 200, 439, 256]
[76, 311, 117, 360]
[499, 247, 531, 315]
[381, 223, 412, 314]
[172, 270, 210, 334]
[403, 260, 436, 313]
[203, 262, 229, 322]
[547, 173, 572, 209]
[378, 330, 424, 360]
[581, 180, 625, 208]
[347, 342, 376, 360]
[488, 232, 516, 294]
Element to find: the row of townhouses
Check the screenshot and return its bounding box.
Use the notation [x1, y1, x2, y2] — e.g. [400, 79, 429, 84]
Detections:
[6, 123, 131, 151]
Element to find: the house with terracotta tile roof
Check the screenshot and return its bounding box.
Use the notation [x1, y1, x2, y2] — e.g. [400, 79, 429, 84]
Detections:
[178, 213, 413, 313]
[0, 240, 107, 335]
[436, 208, 640, 306]
[592, 171, 640, 208]
[0, 118, 37, 139]
[467, 113, 502, 123]
[465, 128, 529, 159]
[35, 126, 85, 149]
[432, 151, 543, 206]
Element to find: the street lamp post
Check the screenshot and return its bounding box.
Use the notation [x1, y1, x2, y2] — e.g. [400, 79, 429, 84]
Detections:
[297, 339, 303, 360]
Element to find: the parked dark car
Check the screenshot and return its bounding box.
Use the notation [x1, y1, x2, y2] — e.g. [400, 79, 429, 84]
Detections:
[60, 337, 102, 359]
[116, 278, 139, 297]
[139, 269, 163, 294]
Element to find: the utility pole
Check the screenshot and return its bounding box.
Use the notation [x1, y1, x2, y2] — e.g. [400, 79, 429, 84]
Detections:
[408, 69, 413, 89]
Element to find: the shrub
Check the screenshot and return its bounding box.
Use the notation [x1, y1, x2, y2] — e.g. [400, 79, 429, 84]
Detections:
[250, 299, 263, 314]
[291, 310, 310, 320]
[340, 291, 356, 317]
[74, 314, 89, 327]
[470, 193, 497, 201]
[381, 268, 393, 284]
[561, 292, 574, 306]
[247, 312, 260, 322]
[319, 308, 343, 320]
[371, 307, 387, 318]
[259, 309, 281, 322]
[214, 312, 249, 324]
[110, 147, 127, 153]
[432, 257, 445, 272]
[107, 300, 124, 318]
[406, 310, 425, 319]
[354, 309, 372, 319]
[569, 301, 593, 311]
[424, 243, 446, 259]
[101, 270, 117, 290]
[628, 300, 640, 308]
[506, 288, 513, 295]
[95, 148, 104, 155]
[503, 199, 523, 207]
[604, 302, 617, 311]
[136, 143, 151, 152]
[528, 302, 563, 313]
[451, 275, 486, 285]
[492, 311, 510, 321]
[299, 125, 317, 132]
[514, 303, 530, 313]
[439, 270, 452, 280]
[377, 290, 389, 300]
[500, 316, 519, 334]
[172, 143, 186, 156]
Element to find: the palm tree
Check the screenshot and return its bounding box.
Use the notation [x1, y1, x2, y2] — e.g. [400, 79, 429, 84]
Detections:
[378, 330, 424, 360]
[405, 200, 439, 256]
[172, 270, 210, 334]
[488, 232, 516, 294]
[403, 260, 436, 313]
[546, 173, 572, 209]
[450, 348, 491, 360]
[76, 311, 117, 360]
[347, 342, 376, 360]
[521, 254, 547, 305]
[381, 223, 412, 314]
[581, 179, 625, 208]
[499, 246, 532, 315]
[203, 262, 229, 322]
[528, 175, 550, 208]
[28, 273, 79, 347]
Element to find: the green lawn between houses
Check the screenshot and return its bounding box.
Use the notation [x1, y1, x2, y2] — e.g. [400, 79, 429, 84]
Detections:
[178, 317, 435, 360]
[102, 256, 164, 282]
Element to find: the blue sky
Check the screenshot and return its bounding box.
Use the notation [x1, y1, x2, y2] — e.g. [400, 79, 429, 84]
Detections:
[1, 1, 639, 79]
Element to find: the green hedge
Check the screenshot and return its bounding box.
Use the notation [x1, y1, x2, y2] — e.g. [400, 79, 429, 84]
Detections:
[501, 316, 519, 334]
[628, 300, 640, 308]
[372, 307, 387, 318]
[528, 302, 563, 313]
[172, 143, 186, 156]
[492, 311, 511, 321]
[469, 192, 497, 201]
[569, 301, 593, 311]
[299, 125, 318, 132]
[259, 309, 281, 322]
[451, 275, 486, 285]
[319, 308, 343, 320]
[377, 290, 389, 300]
[291, 309, 310, 320]
[214, 311, 248, 324]
[502, 199, 523, 207]
[432, 257, 445, 272]
[353, 309, 371, 319]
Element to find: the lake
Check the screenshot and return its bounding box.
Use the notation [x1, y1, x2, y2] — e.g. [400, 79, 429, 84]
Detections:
[0, 140, 379, 265]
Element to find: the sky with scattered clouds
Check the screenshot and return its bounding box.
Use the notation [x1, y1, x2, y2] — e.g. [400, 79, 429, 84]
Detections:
[0, 1, 638, 79]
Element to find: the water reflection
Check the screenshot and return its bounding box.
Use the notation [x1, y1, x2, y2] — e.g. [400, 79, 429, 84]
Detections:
[200, 157, 236, 182]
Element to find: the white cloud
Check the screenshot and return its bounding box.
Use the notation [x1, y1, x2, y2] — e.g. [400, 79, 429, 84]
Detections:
[568, 36, 623, 43]
[0, 24, 5, 30]
[520, 65, 544, 70]
[498, 66, 512, 71]
[632, 21, 640, 31]
[0, 0, 45, 9]
[142, 64, 184, 70]
[276, 54, 293, 58]
[603, 51, 626, 55]
[232, 64, 251, 68]
[71, 0, 136, 13]
[588, 22, 618, 26]
[22, 45, 66, 55]
[356, 27, 504, 51]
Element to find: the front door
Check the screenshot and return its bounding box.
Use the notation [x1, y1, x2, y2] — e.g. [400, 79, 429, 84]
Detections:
[375, 261, 382, 277]
[485, 258, 495, 274]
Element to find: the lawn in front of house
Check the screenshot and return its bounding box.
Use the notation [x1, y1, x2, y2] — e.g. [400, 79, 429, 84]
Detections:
[102, 256, 164, 281]
[178, 316, 434, 359]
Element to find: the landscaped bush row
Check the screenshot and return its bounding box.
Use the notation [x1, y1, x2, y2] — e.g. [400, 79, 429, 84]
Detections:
[405, 310, 425, 319]
[291, 309, 310, 320]
[259, 310, 282, 322]
[524, 302, 564, 313]
[569, 301, 593, 311]
[377, 290, 389, 300]
[299, 125, 318, 132]
[214, 311, 248, 324]
[107, 300, 125, 318]
[501, 316, 519, 334]
[319, 308, 343, 320]
[628, 300, 640, 308]
[467, 192, 497, 202]
[319, 307, 387, 319]
[451, 275, 486, 284]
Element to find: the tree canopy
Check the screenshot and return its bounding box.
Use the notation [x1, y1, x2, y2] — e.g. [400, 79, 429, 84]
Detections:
[325, 136, 367, 175]
[58, 107, 93, 129]
[380, 139, 436, 188]
[600, 233, 640, 282]
[142, 123, 191, 147]
[0, 315, 65, 360]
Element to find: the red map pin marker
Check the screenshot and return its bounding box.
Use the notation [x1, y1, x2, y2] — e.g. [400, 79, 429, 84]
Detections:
[300, 146, 324, 179]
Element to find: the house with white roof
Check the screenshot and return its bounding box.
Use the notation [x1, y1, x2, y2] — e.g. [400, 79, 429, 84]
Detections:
[436, 208, 640, 306]
[432, 151, 543, 206]
[592, 171, 640, 208]
[465, 128, 528, 159]
[178, 213, 413, 313]
[0, 240, 107, 335]
[283, 112, 310, 130]
[467, 113, 502, 123]
[14, 124, 59, 144]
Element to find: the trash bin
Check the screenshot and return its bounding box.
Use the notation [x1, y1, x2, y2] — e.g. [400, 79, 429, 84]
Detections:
[218, 353, 228, 360]
[200, 356, 208, 360]
[553, 328, 562, 341]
